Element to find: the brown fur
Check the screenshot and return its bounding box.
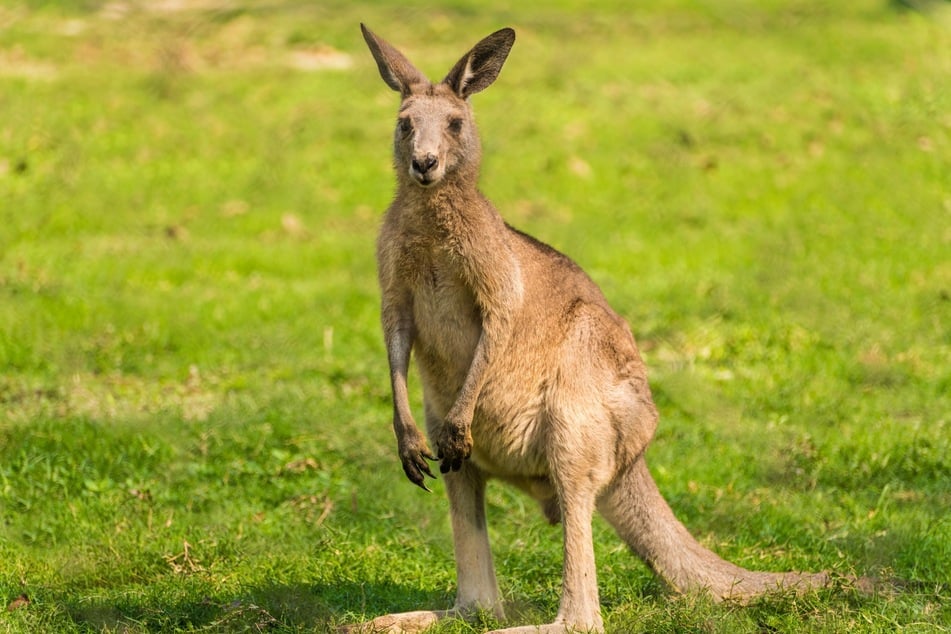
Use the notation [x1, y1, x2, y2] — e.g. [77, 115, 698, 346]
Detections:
[350, 24, 839, 634]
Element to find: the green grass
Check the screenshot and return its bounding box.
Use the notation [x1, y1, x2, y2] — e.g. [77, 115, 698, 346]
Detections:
[1, 1, 949, 632]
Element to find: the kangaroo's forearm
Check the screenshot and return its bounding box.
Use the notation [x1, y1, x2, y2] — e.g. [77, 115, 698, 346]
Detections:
[446, 329, 490, 425]
[385, 320, 437, 488]
[386, 331, 415, 430]
[447, 244, 522, 425]
[381, 281, 417, 428]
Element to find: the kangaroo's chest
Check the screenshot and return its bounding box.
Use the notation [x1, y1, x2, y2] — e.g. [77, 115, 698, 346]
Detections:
[409, 249, 482, 384]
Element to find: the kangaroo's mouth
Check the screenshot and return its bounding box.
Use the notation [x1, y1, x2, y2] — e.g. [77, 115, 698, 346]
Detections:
[409, 168, 440, 187]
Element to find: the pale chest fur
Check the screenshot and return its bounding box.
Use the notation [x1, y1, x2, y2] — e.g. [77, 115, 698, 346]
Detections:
[402, 238, 482, 402]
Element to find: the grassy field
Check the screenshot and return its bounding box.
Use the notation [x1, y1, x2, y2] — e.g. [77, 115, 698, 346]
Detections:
[1, 0, 949, 632]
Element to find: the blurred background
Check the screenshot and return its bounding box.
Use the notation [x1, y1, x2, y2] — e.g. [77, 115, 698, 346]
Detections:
[1, 1, 948, 632]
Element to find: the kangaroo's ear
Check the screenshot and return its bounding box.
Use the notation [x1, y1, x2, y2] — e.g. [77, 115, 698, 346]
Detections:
[443, 27, 515, 99]
[361, 23, 428, 96]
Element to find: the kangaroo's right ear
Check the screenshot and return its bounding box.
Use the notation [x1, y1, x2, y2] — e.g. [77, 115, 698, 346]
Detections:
[443, 27, 515, 98]
[361, 24, 428, 96]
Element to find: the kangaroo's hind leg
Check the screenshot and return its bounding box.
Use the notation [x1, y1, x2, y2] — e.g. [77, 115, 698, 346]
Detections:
[342, 449, 502, 633]
[489, 386, 619, 632]
[445, 460, 505, 618]
[487, 437, 608, 634]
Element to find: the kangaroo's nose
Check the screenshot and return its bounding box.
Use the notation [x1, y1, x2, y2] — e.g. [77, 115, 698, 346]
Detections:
[412, 154, 438, 175]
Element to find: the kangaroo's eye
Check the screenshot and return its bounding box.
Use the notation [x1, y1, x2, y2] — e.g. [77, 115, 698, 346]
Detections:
[448, 117, 464, 134]
[398, 118, 413, 135]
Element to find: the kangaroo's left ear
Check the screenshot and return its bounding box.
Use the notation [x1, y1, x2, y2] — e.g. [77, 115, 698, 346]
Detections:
[361, 23, 429, 96]
[443, 28, 516, 99]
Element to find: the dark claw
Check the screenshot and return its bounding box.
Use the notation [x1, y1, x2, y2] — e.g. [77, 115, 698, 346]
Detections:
[418, 457, 436, 480]
[439, 457, 463, 473]
[402, 451, 438, 491]
[402, 463, 432, 492]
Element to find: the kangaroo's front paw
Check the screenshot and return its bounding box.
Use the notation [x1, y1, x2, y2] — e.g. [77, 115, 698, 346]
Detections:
[398, 432, 437, 491]
[435, 421, 472, 473]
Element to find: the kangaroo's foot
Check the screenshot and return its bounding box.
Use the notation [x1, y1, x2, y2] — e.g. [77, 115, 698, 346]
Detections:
[488, 621, 603, 634]
[339, 609, 452, 634]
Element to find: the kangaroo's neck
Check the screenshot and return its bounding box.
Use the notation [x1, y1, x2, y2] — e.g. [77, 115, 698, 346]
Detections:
[395, 172, 495, 236]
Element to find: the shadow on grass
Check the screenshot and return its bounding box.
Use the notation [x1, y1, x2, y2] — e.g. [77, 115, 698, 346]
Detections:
[62, 580, 450, 632]
[50, 571, 950, 633]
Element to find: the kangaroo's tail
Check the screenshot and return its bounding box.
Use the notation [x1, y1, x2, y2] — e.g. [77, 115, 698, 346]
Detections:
[597, 456, 834, 602]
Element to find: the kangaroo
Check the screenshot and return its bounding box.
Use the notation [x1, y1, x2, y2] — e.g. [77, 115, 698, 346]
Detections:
[354, 24, 839, 633]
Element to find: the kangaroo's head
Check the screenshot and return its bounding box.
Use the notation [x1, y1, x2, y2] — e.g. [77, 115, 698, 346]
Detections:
[361, 24, 515, 189]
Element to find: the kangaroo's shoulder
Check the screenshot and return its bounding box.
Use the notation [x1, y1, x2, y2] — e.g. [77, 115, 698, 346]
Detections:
[505, 223, 580, 270]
